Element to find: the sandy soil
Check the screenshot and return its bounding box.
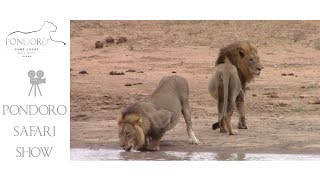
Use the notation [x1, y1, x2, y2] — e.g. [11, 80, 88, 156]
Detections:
[70, 21, 320, 154]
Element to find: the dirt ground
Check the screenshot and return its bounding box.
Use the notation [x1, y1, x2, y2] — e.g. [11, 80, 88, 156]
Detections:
[70, 21, 320, 155]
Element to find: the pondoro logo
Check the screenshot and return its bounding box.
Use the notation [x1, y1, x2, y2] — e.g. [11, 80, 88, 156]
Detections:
[6, 21, 66, 58]
[7, 37, 50, 46]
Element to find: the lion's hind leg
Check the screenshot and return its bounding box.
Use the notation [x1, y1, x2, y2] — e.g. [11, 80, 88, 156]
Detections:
[225, 115, 237, 135]
[217, 85, 227, 133]
[226, 102, 238, 135]
[219, 114, 227, 133]
[236, 90, 248, 129]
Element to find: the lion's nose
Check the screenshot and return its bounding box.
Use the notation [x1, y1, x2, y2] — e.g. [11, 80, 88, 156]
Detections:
[126, 146, 132, 151]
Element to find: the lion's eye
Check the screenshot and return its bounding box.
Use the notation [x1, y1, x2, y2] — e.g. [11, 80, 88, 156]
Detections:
[125, 132, 130, 136]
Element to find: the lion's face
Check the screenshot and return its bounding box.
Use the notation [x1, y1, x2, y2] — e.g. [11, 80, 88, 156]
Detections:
[237, 43, 263, 77]
[118, 123, 137, 151]
[245, 50, 263, 76]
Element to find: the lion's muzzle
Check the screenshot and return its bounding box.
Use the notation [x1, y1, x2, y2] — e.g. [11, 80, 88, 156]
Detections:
[121, 144, 133, 151]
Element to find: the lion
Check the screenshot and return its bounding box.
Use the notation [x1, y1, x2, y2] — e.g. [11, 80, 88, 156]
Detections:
[118, 75, 199, 151]
[208, 41, 263, 135]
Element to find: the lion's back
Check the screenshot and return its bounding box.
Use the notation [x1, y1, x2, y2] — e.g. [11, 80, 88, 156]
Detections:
[152, 75, 189, 98]
[151, 75, 189, 113]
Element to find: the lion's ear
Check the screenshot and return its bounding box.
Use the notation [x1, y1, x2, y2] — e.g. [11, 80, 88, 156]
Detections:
[238, 48, 245, 58]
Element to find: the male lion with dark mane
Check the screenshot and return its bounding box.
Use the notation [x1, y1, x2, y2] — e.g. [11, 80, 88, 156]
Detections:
[118, 75, 199, 151]
[208, 41, 263, 135]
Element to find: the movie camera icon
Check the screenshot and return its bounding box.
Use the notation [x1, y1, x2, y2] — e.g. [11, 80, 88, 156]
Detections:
[28, 70, 46, 96]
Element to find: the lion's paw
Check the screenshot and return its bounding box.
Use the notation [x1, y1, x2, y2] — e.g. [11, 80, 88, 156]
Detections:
[188, 137, 199, 145]
[238, 124, 248, 129]
[220, 129, 228, 133]
[147, 145, 160, 151]
[228, 130, 238, 135]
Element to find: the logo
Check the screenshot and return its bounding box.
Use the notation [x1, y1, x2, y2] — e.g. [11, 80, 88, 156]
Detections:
[28, 70, 46, 96]
[6, 21, 66, 58]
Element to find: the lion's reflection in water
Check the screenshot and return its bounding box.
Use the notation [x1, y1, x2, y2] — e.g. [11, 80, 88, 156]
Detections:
[71, 148, 320, 161]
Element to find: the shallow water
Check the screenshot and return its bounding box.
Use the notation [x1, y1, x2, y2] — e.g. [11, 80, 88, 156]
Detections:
[71, 148, 320, 161]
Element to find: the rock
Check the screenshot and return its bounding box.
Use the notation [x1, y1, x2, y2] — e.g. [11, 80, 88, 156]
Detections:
[129, 44, 133, 50]
[132, 82, 143, 85]
[265, 92, 279, 98]
[299, 95, 308, 99]
[79, 70, 88, 74]
[278, 102, 288, 107]
[137, 71, 144, 73]
[124, 83, 132, 86]
[172, 71, 177, 73]
[268, 94, 279, 98]
[110, 71, 125, 75]
[105, 36, 115, 43]
[126, 69, 136, 72]
[95, 41, 104, 48]
[117, 36, 128, 44]
[281, 73, 295, 76]
[308, 100, 320, 104]
[252, 94, 257, 97]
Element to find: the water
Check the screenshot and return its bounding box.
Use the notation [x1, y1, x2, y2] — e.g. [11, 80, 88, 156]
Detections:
[70, 148, 320, 161]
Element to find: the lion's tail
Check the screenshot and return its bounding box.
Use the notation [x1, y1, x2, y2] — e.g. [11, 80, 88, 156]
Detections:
[212, 122, 219, 130]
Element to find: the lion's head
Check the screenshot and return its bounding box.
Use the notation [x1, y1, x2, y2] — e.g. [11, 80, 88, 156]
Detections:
[215, 41, 263, 84]
[118, 113, 145, 151]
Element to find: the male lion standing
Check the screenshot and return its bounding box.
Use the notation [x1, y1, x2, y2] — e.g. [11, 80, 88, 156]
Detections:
[118, 75, 199, 151]
[208, 41, 263, 135]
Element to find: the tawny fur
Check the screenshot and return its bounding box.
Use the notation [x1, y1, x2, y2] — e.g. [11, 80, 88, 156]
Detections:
[118, 75, 199, 151]
[208, 41, 263, 134]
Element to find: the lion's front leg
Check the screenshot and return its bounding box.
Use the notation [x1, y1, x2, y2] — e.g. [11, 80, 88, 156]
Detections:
[136, 137, 150, 151]
[181, 101, 199, 144]
[236, 90, 248, 129]
[147, 138, 161, 151]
